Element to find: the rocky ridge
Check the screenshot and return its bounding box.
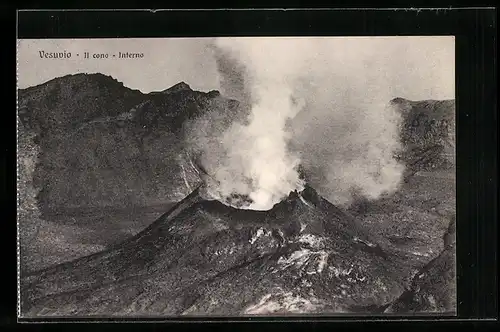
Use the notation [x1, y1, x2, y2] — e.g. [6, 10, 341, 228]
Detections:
[18, 74, 455, 214]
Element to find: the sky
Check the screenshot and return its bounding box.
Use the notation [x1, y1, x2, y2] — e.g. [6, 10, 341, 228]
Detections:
[17, 37, 455, 100]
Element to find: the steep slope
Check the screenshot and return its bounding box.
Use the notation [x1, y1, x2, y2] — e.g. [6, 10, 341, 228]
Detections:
[17, 74, 454, 213]
[391, 97, 455, 175]
[18, 73, 237, 211]
[18, 75, 455, 213]
[18, 73, 144, 135]
[20, 185, 414, 316]
[18, 117, 46, 275]
[384, 215, 456, 314]
[348, 98, 456, 270]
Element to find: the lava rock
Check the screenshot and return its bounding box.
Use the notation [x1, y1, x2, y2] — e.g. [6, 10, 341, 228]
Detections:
[21, 186, 413, 317]
[383, 216, 456, 314]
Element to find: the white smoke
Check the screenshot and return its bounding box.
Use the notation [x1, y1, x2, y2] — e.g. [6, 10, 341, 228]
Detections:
[189, 38, 308, 210]
[187, 37, 415, 209]
[288, 65, 405, 205]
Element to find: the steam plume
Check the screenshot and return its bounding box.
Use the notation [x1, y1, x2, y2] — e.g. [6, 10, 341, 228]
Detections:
[187, 37, 409, 209]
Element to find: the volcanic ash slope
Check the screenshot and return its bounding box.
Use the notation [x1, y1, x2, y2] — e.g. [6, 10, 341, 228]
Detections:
[21, 185, 414, 316]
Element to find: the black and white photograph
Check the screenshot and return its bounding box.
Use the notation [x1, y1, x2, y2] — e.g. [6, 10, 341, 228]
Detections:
[17, 36, 456, 317]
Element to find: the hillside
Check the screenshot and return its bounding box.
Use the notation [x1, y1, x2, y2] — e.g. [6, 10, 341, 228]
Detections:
[21, 185, 420, 316]
[17, 74, 455, 213]
[17, 73, 456, 277]
[346, 98, 456, 272]
[391, 97, 455, 175]
[18, 73, 236, 211]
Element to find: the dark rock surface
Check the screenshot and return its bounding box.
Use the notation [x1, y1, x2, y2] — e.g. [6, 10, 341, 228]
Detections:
[384, 215, 456, 314]
[21, 185, 416, 316]
[347, 169, 455, 272]
[18, 73, 238, 212]
[391, 97, 455, 175]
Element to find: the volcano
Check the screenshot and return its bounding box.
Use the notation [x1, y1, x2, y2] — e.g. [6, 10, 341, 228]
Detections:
[20, 185, 418, 317]
[18, 74, 456, 315]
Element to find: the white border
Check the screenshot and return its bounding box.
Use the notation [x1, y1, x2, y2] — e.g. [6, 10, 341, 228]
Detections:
[15, 7, 467, 323]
